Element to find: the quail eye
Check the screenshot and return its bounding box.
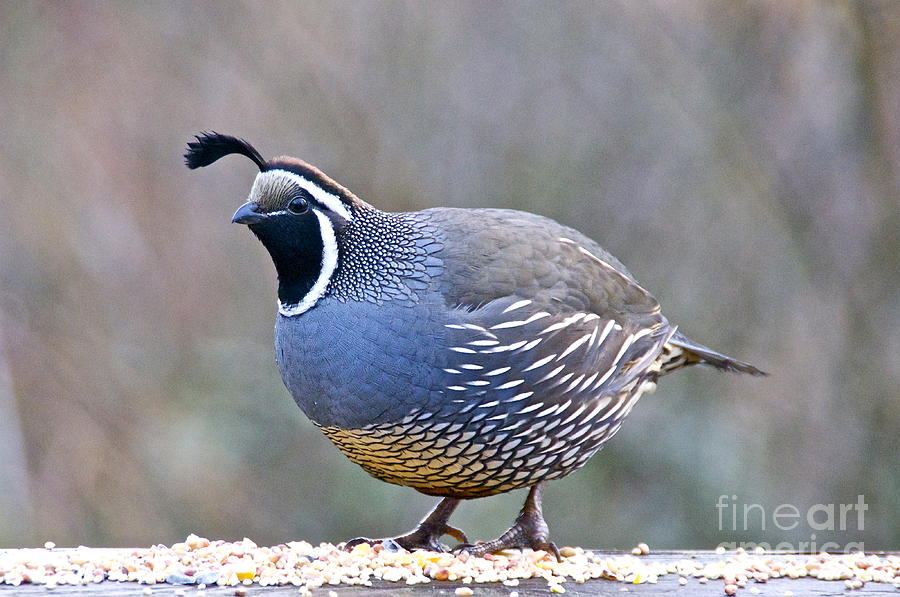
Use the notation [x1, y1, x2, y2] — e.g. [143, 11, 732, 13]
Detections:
[287, 196, 309, 214]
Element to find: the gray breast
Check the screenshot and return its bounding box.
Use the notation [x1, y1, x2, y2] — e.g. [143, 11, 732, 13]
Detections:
[275, 296, 450, 429]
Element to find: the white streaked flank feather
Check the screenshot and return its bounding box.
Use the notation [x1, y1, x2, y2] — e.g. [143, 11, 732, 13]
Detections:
[502, 299, 532, 313]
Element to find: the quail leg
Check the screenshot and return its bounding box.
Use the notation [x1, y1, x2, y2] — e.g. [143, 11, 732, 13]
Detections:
[456, 482, 561, 561]
[344, 497, 468, 553]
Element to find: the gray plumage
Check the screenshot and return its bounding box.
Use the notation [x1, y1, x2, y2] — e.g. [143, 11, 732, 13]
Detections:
[274, 206, 758, 498]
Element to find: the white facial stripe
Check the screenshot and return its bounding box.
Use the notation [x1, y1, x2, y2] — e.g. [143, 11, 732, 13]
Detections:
[254, 169, 353, 221]
[278, 210, 338, 317]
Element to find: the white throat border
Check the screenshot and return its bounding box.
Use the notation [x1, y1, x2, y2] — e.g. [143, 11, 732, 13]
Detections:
[278, 209, 339, 317]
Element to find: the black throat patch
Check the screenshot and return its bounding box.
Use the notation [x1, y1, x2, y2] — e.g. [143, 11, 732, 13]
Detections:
[249, 213, 325, 308]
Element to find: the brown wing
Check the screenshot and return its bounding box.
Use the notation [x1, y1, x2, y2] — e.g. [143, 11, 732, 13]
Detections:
[432, 213, 675, 432]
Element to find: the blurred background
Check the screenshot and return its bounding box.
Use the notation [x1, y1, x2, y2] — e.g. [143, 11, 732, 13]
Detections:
[1, 1, 898, 551]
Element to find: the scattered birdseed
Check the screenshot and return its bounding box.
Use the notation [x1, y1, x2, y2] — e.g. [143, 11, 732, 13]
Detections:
[43, 542, 56, 550]
[455, 587, 474, 596]
[0, 535, 897, 594]
[559, 546, 578, 558]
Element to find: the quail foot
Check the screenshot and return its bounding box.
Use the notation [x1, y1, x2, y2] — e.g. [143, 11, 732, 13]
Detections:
[185, 132, 765, 557]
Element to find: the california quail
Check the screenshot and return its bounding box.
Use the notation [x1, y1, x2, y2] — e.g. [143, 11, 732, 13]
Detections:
[185, 132, 765, 557]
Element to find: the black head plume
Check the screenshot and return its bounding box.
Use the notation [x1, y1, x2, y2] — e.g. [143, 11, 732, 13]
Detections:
[184, 132, 267, 171]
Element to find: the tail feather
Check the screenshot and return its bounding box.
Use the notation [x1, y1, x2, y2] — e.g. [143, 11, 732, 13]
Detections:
[660, 331, 767, 376]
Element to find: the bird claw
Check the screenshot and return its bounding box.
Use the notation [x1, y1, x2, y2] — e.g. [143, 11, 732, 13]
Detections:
[454, 537, 561, 562]
[452, 485, 561, 562]
[342, 523, 469, 553]
[343, 536, 402, 551]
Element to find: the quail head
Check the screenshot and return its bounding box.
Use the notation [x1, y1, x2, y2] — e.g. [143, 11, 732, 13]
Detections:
[185, 132, 765, 557]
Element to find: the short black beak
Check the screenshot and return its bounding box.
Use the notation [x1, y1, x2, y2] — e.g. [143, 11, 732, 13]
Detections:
[232, 201, 266, 225]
